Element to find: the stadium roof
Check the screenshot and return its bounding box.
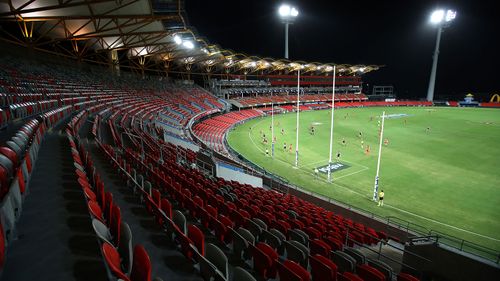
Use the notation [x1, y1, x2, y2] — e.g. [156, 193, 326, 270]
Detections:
[0, 0, 381, 76]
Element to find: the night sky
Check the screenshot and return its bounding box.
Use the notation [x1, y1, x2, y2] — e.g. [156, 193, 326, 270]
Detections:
[185, 0, 498, 100]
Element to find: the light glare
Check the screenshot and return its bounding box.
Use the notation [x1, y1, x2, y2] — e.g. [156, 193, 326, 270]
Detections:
[174, 35, 182, 45]
[279, 4, 291, 16]
[430, 10, 445, 24]
[291, 8, 299, 17]
[183, 41, 194, 49]
[445, 10, 456, 22]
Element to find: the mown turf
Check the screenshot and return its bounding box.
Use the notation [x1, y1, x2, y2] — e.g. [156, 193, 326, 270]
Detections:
[227, 106, 500, 253]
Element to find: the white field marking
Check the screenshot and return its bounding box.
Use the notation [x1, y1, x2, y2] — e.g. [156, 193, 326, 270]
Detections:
[244, 116, 500, 242]
[334, 167, 369, 179]
[384, 205, 500, 242]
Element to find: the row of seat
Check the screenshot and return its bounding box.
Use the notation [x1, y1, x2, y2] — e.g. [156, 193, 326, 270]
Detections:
[66, 109, 163, 281]
[0, 104, 77, 274]
[192, 109, 263, 153]
[233, 93, 368, 107]
[103, 107, 402, 281]
[111, 95, 424, 278]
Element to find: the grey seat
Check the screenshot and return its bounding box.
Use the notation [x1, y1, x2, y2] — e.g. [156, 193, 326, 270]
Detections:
[12, 136, 26, 151]
[6, 141, 22, 158]
[1, 194, 16, 243]
[285, 240, 309, 268]
[268, 228, 286, 255]
[289, 228, 309, 246]
[118, 222, 133, 275]
[284, 209, 298, 219]
[144, 181, 152, 196]
[232, 266, 256, 281]
[9, 181, 22, 220]
[332, 250, 356, 273]
[200, 243, 229, 281]
[0, 154, 14, 175]
[344, 247, 366, 265]
[92, 218, 112, 245]
[237, 227, 255, 259]
[252, 218, 267, 231]
[173, 210, 187, 234]
[231, 228, 249, 261]
[246, 219, 263, 240]
[368, 258, 393, 280]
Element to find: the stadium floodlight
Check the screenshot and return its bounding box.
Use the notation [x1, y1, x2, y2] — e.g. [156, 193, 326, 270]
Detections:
[174, 35, 182, 45]
[183, 41, 194, 49]
[278, 3, 299, 59]
[430, 10, 445, 24]
[426, 9, 456, 101]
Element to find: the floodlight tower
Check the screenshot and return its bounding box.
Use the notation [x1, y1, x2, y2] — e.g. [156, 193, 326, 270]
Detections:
[426, 9, 456, 102]
[278, 4, 299, 59]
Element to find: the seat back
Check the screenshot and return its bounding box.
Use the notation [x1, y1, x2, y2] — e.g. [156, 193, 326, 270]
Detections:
[110, 205, 122, 245]
[310, 254, 337, 281]
[344, 247, 366, 265]
[289, 229, 309, 246]
[278, 260, 310, 281]
[397, 272, 420, 281]
[102, 242, 129, 281]
[205, 243, 228, 280]
[368, 259, 393, 280]
[173, 210, 187, 234]
[285, 240, 309, 268]
[0, 221, 5, 268]
[160, 198, 172, 219]
[357, 264, 386, 281]
[332, 250, 356, 273]
[130, 245, 152, 281]
[92, 219, 112, 244]
[88, 200, 104, 222]
[119, 222, 133, 275]
[310, 239, 332, 258]
[188, 224, 205, 257]
[230, 228, 249, 261]
[233, 266, 256, 281]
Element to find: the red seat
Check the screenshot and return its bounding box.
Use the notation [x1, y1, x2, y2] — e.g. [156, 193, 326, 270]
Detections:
[310, 239, 332, 258]
[200, 204, 217, 229]
[110, 205, 121, 245]
[0, 221, 5, 268]
[252, 242, 279, 279]
[83, 187, 97, 201]
[278, 260, 310, 281]
[357, 264, 385, 281]
[88, 200, 105, 223]
[158, 198, 172, 225]
[102, 242, 130, 281]
[310, 254, 337, 281]
[339, 272, 364, 281]
[398, 273, 420, 281]
[104, 192, 113, 221]
[188, 224, 205, 257]
[130, 245, 152, 281]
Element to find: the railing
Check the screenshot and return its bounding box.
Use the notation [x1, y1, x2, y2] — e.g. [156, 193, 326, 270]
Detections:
[428, 230, 500, 264]
[344, 228, 431, 278]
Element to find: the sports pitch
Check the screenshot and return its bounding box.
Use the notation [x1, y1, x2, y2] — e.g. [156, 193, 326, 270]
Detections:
[227, 106, 500, 252]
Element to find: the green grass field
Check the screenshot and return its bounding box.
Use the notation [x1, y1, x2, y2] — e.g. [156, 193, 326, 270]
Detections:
[227, 106, 500, 253]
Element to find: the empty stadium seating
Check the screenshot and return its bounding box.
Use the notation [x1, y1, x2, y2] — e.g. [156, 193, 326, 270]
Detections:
[0, 47, 431, 281]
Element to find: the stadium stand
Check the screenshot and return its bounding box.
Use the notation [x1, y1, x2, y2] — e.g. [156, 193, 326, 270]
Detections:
[0, 17, 499, 281]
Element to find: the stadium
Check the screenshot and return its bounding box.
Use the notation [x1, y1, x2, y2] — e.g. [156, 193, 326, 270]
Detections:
[0, 1, 498, 281]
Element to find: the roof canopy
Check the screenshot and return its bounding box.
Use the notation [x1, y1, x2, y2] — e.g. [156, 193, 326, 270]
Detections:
[0, 0, 381, 76]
